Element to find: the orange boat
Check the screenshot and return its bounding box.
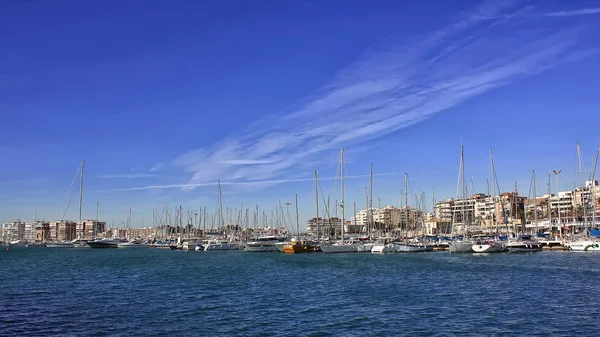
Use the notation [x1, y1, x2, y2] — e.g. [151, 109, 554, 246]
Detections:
[282, 240, 320, 254]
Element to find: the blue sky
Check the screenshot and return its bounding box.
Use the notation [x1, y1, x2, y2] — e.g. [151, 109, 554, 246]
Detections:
[1, 0, 600, 228]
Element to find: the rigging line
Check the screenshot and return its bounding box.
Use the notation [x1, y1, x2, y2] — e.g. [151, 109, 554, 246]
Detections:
[54, 164, 81, 221]
[318, 175, 331, 219]
[61, 181, 78, 221]
[342, 159, 364, 209]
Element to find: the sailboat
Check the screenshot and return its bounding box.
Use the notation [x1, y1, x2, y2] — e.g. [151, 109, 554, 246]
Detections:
[393, 173, 433, 252]
[507, 180, 542, 252]
[204, 180, 240, 251]
[321, 148, 361, 253]
[449, 145, 474, 253]
[283, 181, 319, 254]
[565, 145, 600, 251]
[471, 149, 507, 253]
[47, 161, 86, 248]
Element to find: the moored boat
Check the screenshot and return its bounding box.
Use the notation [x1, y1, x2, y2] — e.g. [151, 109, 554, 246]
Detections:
[507, 234, 542, 252]
[117, 240, 149, 248]
[45, 241, 75, 248]
[245, 236, 287, 252]
[282, 239, 319, 254]
[87, 238, 120, 248]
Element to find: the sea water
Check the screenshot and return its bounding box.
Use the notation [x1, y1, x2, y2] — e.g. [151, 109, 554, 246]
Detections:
[1, 248, 599, 336]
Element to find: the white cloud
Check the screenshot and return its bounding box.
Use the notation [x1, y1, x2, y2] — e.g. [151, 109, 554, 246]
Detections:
[542, 8, 600, 17]
[137, 1, 597, 192]
[96, 173, 156, 179]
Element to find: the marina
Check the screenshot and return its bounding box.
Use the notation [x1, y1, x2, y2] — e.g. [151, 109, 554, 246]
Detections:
[2, 247, 599, 336]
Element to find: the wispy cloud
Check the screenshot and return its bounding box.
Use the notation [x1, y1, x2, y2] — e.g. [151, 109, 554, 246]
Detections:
[96, 173, 157, 179]
[104, 172, 404, 192]
[542, 8, 600, 17]
[137, 1, 597, 192]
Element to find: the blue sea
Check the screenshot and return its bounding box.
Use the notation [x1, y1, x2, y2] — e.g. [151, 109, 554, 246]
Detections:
[1, 248, 599, 336]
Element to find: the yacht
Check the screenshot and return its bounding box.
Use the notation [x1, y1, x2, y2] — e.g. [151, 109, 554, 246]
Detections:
[320, 239, 362, 253]
[371, 238, 395, 253]
[245, 236, 287, 252]
[117, 240, 149, 248]
[566, 240, 600, 251]
[449, 240, 475, 253]
[507, 234, 542, 252]
[204, 240, 240, 251]
[45, 241, 75, 248]
[471, 238, 507, 253]
[87, 238, 121, 248]
[394, 240, 434, 252]
[282, 238, 319, 254]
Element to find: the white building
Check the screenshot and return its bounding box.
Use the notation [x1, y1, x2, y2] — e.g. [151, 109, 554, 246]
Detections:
[1, 221, 26, 242]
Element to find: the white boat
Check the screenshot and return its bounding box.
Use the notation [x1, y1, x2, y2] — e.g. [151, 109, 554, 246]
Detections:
[371, 243, 395, 253]
[275, 241, 287, 252]
[8, 240, 28, 247]
[449, 240, 474, 253]
[471, 239, 507, 253]
[507, 234, 542, 252]
[117, 240, 149, 248]
[245, 236, 287, 252]
[566, 240, 600, 251]
[320, 240, 361, 253]
[45, 241, 75, 248]
[204, 240, 240, 251]
[357, 242, 375, 252]
[394, 241, 433, 252]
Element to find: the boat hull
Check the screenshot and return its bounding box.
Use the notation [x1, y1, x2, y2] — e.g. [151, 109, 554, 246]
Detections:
[371, 244, 395, 253]
[449, 241, 474, 253]
[567, 241, 600, 251]
[472, 242, 506, 253]
[244, 243, 278, 252]
[45, 242, 75, 248]
[320, 243, 359, 253]
[204, 243, 240, 251]
[87, 241, 118, 248]
[283, 242, 318, 254]
[394, 243, 433, 252]
[507, 243, 542, 252]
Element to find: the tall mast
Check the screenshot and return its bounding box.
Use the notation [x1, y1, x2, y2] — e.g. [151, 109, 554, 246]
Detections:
[490, 148, 497, 235]
[461, 145, 466, 237]
[577, 142, 584, 188]
[95, 200, 99, 238]
[369, 163, 373, 236]
[295, 193, 300, 239]
[532, 170, 537, 235]
[78, 160, 84, 238]
[315, 170, 319, 242]
[340, 148, 345, 241]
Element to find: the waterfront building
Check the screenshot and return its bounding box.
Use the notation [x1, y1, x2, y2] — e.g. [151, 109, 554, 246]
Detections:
[34, 221, 50, 241]
[49, 220, 77, 241]
[306, 217, 341, 236]
[76, 220, 106, 240]
[1, 221, 26, 242]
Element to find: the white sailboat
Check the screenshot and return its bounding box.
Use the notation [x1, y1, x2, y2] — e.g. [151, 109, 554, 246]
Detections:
[472, 149, 507, 253]
[47, 161, 86, 248]
[321, 148, 361, 253]
[449, 145, 474, 253]
[204, 180, 240, 251]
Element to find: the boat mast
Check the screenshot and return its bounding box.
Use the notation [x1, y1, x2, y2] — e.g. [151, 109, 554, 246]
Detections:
[490, 148, 497, 236]
[548, 173, 552, 234]
[369, 163, 373, 237]
[405, 172, 408, 237]
[340, 148, 345, 242]
[95, 200, 99, 239]
[78, 160, 84, 239]
[461, 145, 466, 238]
[315, 170, 319, 243]
[218, 180, 224, 238]
[532, 170, 537, 235]
[295, 193, 300, 239]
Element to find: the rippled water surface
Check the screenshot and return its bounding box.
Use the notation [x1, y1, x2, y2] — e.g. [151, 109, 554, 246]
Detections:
[1, 248, 599, 336]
